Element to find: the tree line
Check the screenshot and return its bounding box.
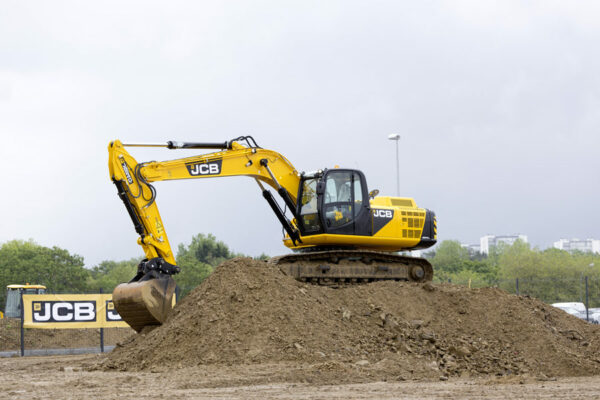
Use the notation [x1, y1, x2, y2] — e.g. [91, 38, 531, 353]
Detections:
[2, 235, 600, 310]
[0, 234, 263, 309]
[426, 240, 600, 305]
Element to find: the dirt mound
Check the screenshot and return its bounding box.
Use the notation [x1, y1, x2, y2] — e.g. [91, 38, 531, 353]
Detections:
[103, 257, 600, 380]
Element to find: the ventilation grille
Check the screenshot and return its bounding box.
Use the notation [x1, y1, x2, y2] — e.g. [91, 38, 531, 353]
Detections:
[401, 210, 425, 238]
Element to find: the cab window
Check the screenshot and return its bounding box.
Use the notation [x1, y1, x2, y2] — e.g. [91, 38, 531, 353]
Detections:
[4, 289, 21, 318]
[324, 171, 354, 228]
[299, 178, 321, 233]
[324, 172, 352, 203]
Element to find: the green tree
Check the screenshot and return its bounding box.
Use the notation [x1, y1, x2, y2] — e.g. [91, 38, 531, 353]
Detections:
[429, 240, 497, 285]
[0, 240, 89, 309]
[84, 234, 265, 299]
[431, 240, 470, 274]
[87, 258, 139, 291]
[254, 253, 270, 261]
[190, 233, 241, 265]
[426, 238, 600, 306]
[173, 233, 242, 296]
[496, 243, 600, 304]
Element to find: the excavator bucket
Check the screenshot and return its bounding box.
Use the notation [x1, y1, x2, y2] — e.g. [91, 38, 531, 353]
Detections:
[112, 276, 176, 333]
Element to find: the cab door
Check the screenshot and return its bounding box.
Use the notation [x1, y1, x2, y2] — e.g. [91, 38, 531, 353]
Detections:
[4, 288, 21, 318]
[319, 170, 371, 236]
[297, 176, 324, 235]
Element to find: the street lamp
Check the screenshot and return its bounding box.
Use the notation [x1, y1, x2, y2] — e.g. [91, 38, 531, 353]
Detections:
[388, 134, 401, 196]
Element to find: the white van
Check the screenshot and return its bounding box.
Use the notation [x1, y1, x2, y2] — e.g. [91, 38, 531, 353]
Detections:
[551, 302, 587, 314]
[551, 302, 600, 323]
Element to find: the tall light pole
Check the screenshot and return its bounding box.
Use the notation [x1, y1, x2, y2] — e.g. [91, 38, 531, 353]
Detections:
[388, 134, 400, 196]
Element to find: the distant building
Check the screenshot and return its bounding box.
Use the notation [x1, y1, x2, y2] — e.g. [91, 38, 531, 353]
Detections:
[553, 238, 600, 254]
[461, 243, 481, 254]
[480, 234, 528, 255]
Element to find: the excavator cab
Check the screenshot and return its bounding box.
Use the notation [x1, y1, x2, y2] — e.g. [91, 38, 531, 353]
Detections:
[4, 285, 46, 318]
[297, 169, 371, 237]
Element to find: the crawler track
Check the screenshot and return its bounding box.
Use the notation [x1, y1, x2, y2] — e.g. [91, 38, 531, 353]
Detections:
[270, 249, 433, 285]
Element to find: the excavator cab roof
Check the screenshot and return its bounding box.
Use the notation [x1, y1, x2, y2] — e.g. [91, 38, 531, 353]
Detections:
[7, 284, 47, 290]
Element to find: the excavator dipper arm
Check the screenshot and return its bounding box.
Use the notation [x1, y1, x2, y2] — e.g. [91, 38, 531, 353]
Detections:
[108, 137, 302, 331]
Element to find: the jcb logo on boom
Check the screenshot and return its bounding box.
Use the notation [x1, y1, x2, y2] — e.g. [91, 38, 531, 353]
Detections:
[32, 301, 97, 323]
[185, 159, 222, 176]
[373, 209, 394, 219]
[121, 161, 133, 184]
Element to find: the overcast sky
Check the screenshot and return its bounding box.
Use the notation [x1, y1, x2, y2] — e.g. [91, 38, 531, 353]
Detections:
[1, 1, 599, 267]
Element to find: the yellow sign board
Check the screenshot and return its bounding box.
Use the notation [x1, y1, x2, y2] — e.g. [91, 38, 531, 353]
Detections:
[22, 294, 129, 329]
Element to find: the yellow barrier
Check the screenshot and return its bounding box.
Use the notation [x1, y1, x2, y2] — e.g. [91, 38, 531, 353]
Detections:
[22, 294, 129, 329]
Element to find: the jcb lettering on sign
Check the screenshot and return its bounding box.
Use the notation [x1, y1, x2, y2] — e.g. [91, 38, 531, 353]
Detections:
[32, 301, 96, 323]
[106, 300, 122, 321]
[373, 209, 394, 219]
[23, 294, 130, 329]
[185, 159, 222, 176]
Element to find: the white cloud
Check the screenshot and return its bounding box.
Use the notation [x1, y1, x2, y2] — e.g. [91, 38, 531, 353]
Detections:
[1, 0, 599, 265]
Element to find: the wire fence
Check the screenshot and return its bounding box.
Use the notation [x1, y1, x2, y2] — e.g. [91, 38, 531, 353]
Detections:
[439, 276, 600, 306]
[0, 318, 133, 356]
[0, 286, 195, 357]
[437, 275, 600, 324]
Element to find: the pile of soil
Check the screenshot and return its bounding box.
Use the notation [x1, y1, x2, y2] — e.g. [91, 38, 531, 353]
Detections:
[103, 257, 600, 380]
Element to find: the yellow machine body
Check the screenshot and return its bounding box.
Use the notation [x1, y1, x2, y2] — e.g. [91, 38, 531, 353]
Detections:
[285, 197, 436, 251]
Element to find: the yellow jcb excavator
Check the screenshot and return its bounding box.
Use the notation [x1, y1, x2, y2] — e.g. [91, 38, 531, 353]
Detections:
[108, 136, 437, 332]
